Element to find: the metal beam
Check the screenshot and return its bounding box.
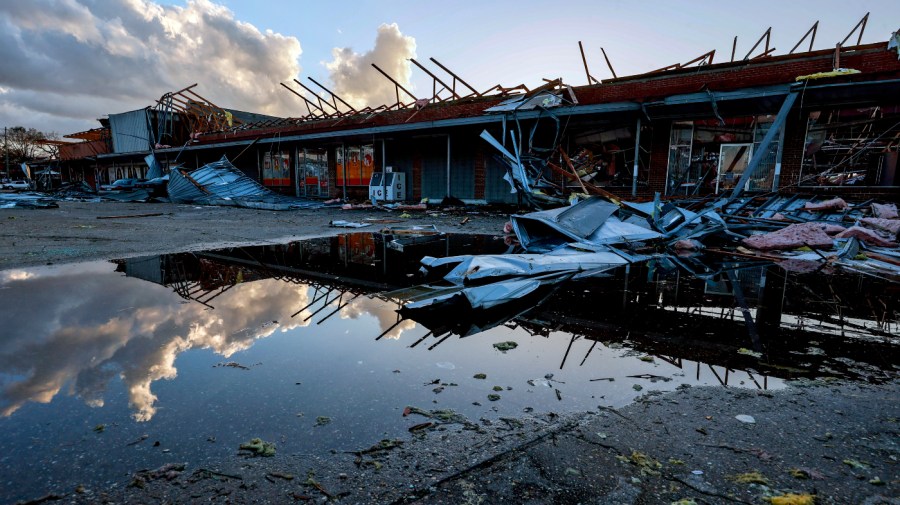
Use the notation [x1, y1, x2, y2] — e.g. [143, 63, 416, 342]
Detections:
[308, 77, 357, 113]
[409, 58, 461, 100]
[429, 57, 480, 96]
[789, 21, 819, 54]
[840, 12, 869, 47]
[727, 90, 798, 201]
[371, 63, 417, 104]
[600, 47, 617, 78]
[578, 41, 599, 85]
[743, 27, 772, 60]
[292, 79, 334, 114]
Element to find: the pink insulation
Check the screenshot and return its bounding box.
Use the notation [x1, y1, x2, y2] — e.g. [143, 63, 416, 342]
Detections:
[803, 198, 849, 212]
[835, 226, 898, 247]
[742, 222, 838, 251]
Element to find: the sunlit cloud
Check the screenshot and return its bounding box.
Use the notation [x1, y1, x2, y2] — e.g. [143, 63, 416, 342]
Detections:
[325, 23, 416, 109]
[0, 270, 312, 421]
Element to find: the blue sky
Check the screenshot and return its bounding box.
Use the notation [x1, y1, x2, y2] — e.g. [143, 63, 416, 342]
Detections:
[1, 0, 896, 135]
[213, 0, 898, 90]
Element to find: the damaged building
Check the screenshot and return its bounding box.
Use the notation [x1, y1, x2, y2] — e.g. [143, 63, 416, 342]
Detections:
[55, 25, 900, 206]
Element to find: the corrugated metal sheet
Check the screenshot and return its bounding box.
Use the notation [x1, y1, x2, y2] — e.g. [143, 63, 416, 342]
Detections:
[109, 109, 150, 153]
[168, 156, 323, 210]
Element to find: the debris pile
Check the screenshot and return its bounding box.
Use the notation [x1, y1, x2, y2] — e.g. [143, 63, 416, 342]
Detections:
[392, 192, 899, 333]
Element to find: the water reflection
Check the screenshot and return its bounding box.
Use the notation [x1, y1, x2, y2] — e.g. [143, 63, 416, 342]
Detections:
[0, 233, 897, 502]
[2, 234, 897, 425]
[0, 263, 312, 421]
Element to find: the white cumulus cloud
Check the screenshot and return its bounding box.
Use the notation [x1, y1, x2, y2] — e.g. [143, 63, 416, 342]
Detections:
[0, 0, 303, 133]
[325, 23, 417, 110]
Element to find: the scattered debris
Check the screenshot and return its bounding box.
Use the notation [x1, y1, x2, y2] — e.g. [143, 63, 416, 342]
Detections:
[735, 414, 756, 424]
[315, 416, 332, 426]
[728, 471, 769, 485]
[473, 373, 487, 379]
[493, 341, 518, 352]
[96, 212, 167, 220]
[766, 493, 816, 505]
[330, 220, 371, 228]
[168, 156, 323, 210]
[129, 463, 185, 488]
[238, 438, 276, 457]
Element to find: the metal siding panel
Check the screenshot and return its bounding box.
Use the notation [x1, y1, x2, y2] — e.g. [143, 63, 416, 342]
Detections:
[420, 138, 447, 200]
[449, 138, 474, 199]
[109, 110, 150, 153]
[484, 155, 518, 203]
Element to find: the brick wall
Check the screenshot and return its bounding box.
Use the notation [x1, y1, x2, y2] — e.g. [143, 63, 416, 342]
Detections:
[574, 44, 900, 105]
[473, 145, 486, 199]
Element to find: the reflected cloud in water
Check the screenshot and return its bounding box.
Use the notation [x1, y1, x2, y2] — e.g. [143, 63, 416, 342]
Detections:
[0, 265, 311, 421]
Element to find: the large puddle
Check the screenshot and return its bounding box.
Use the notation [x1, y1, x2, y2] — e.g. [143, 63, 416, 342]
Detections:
[1, 232, 897, 501]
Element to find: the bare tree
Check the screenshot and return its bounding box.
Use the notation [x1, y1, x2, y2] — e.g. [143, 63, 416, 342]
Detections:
[3, 126, 60, 162]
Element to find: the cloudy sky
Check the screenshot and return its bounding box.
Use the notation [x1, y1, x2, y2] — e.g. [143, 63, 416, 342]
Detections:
[0, 0, 896, 136]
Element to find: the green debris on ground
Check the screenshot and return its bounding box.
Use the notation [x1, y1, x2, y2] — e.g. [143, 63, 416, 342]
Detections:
[239, 438, 276, 457]
[487, 394, 501, 401]
[671, 499, 698, 505]
[473, 373, 487, 379]
[789, 468, 810, 479]
[351, 439, 403, 469]
[869, 476, 885, 485]
[738, 347, 763, 358]
[618, 450, 661, 476]
[766, 493, 815, 505]
[93, 424, 106, 433]
[403, 406, 467, 423]
[638, 355, 655, 362]
[492, 385, 504, 391]
[729, 471, 769, 485]
[492, 341, 518, 352]
[842, 458, 869, 470]
[315, 416, 332, 426]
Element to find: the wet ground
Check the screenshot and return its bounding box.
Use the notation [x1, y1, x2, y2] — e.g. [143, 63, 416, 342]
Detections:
[1, 230, 897, 503]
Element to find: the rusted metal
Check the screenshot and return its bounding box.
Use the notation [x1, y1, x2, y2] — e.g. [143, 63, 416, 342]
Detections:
[840, 12, 869, 47]
[578, 41, 600, 85]
[742, 27, 772, 60]
[790, 21, 819, 54]
[409, 58, 461, 101]
[429, 57, 480, 97]
[279, 82, 324, 118]
[371, 63, 417, 108]
[600, 47, 617, 79]
[308, 77, 357, 113]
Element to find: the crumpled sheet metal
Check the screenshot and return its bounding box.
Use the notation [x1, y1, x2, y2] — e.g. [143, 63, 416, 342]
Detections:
[511, 196, 664, 251]
[423, 248, 632, 286]
[168, 156, 323, 210]
[403, 277, 550, 311]
[0, 193, 59, 209]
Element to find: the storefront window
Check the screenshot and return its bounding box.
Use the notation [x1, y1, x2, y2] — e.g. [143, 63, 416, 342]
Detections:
[298, 148, 328, 197]
[335, 144, 375, 187]
[666, 117, 778, 196]
[263, 151, 291, 186]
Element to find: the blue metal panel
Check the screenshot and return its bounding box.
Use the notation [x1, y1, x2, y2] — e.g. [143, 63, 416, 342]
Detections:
[109, 110, 151, 153]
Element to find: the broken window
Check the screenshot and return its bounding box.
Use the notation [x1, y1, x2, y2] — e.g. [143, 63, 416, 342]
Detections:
[298, 148, 328, 197]
[666, 116, 779, 196]
[799, 105, 900, 187]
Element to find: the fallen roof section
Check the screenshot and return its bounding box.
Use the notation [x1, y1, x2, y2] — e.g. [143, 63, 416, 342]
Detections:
[167, 156, 324, 210]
